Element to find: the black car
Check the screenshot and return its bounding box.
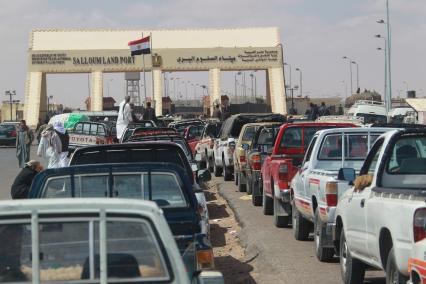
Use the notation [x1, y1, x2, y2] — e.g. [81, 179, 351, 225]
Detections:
[0, 122, 18, 146]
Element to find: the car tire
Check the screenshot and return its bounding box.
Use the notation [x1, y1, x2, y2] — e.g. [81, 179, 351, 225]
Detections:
[314, 208, 334, 262]
[234, 169, 239, 186]
[238, 173, 246, 192]
[262, 187, 273, 215]
[252, 180, 262, 206]
[386, 248, 408, 284]
[223, 159, 232, 181]
[207, 156, 214, 173]
[213, 155, 222, 177]
[292, 200, 311, 241]
[273, 193, 290, 228]
[246, 177, 252, 195]
[340, 229, 365, 284]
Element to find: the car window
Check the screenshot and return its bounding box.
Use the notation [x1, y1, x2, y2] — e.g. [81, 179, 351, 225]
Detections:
[361, 138, 385, 175]
[242, 126, 256, 142]
[44, 176, 73, 198]
[386, 136, 426, 174]
[303, 127, 324, 149]
[0, 218, 170, 282]
[304, 136, 317, 163]
[280, 127, 302, 148]
[144, 173, 186, 208]
[96, 125, 106, 136]
[0, 223, 32, 282]
[113, 174, 142, 198]
[78, 175, 109, 197]
[75, 123, 83, 133]
[83, 123, 91, 135]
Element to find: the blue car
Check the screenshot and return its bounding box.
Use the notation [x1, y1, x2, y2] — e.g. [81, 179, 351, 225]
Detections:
[29, 162, 214, 275]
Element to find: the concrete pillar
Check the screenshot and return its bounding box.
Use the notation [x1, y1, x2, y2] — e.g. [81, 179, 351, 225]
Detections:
[209, 68, 221, 116]
[90, 71, 103, 111]
[265, 69, 271, 106]
[152, 68, 163, 115]
[24, 72, 46, 128]
[267, 67, 287, 115]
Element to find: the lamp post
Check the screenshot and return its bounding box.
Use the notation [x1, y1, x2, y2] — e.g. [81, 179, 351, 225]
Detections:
[249, 73, 255, 103]
[13, 100, 20, 120]
[342, 80, 348, 101]
[342, 56, 353, 95]
[376, 34, 389, 111]
[295, 68, 303, 97]
[284, 63, 292, 89]
[377, 6, 392, 113]
[351, 61, 359, 92]
[5, 90, 16, 121]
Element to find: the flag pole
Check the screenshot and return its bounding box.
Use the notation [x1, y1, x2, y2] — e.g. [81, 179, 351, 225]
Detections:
[150, 32, 155, 108]
[141, 32, 147, 105]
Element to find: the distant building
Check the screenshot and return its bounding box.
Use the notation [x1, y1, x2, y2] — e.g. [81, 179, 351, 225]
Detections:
[85, 97, 116, 111]
[0, 101, 24, 122]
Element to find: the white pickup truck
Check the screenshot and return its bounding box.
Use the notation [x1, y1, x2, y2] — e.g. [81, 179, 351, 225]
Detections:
[291, 127, 392, 262]
[333, 128, 426, 284]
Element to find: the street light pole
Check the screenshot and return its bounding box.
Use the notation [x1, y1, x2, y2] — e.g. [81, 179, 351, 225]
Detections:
[250, 73, 255, 103]
[342, 56, 353, 95]
[351, 61, 359, 92]
[386, 0, 392, 109]
[295, 68, 302, 97]
[284, 63, 292, 89]
[5, 90, 16, 121]
[376, 33, 389, 111]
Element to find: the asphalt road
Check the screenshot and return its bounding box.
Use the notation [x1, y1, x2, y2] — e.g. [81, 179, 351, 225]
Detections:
[0, 145, 41, 200]
[214, 176, 386, 284]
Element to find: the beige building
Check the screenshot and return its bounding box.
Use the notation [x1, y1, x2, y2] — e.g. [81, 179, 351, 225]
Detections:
[1, 102, 25, 122]
[24, 27, 287, 127]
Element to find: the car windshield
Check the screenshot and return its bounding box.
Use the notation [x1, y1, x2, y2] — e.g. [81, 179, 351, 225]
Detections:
[0, 218, 169, 283]
[242, 126, 256, 142]
[43, 172, 187, 208]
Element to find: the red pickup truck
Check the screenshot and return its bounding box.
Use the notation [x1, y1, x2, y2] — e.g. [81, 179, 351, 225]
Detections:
[259, 122, 355, 228]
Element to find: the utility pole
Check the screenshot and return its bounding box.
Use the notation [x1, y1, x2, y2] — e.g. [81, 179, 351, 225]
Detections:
[5, 90, 16, 121]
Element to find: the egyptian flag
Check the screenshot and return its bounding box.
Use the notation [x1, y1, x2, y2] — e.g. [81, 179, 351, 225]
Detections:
[128, 36, 150, 56]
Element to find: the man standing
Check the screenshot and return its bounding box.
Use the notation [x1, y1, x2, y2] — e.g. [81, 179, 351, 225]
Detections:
[142, 101, 157, 121]
[53, 121, 69, 167]
[16, 120, 34, 168]
[116, 96, 133, 139]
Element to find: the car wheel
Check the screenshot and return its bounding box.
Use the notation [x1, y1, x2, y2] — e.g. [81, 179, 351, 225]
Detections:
[213, 155, 222, 177]
[234, 168, 239, 186]
[273, 192, 290, 228]
[386, 248, 408, 284]
[246, 177, 252, 195]
[262, 186, 273, 215]
[223, 159, 232, 181]
[238, 173, 246, 192]
[292, 200, 311, 241]
[207, 156, 214, 173]
[340, 229, 365, 284]
[252, 180, 262, 206]
[314, 208, 334, 261]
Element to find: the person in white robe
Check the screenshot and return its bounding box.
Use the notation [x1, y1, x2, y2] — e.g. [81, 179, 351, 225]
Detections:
[116, 96, 133, 139]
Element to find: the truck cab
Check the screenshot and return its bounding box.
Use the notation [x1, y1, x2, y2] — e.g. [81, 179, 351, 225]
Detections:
[260, 122, 355, 228]
[69, 121, 116, 151]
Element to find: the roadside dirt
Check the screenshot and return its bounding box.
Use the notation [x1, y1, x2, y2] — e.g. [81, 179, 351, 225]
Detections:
[205, 181, 257, 284]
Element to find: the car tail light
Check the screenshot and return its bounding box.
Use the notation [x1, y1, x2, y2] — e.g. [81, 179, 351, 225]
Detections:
[251, 154, 261, 170]
[197, 249, 214, 269]
[325, 182, 338, 206]
[209, 138, 214, 149]
[9, 130, 16, 137]
[278, 164, 288, 180]
[240, 155, 246, 163]
[413, 208, 426, 243]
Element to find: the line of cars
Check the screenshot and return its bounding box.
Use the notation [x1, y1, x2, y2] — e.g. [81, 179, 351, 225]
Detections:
[199, 114, 426, 284]
[1, 118, 226, 283]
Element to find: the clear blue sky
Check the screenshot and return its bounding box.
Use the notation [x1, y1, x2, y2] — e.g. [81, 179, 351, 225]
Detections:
[0, 0, 425, 108]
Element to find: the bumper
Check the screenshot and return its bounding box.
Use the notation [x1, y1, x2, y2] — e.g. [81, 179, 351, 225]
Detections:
[0, 137, 15, 145]
[251, 172, 262, 196]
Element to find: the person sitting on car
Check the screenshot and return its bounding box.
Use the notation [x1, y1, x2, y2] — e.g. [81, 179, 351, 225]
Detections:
[11, 160, 43, 199]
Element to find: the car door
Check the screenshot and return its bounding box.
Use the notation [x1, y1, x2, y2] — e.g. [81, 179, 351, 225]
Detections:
[299, 135, 318, 202]
[344, 138, 384, 257]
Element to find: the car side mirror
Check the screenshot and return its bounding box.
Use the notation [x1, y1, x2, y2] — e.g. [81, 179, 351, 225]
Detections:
[197, 169, 211, 183]
[191, 162, 199, 172]
[337, 168, 356, 184]
[194, 271, 224, 284]
[241, 143, 249, 151]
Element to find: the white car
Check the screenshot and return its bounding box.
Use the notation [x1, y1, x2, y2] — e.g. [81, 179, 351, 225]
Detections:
[333, 129, 426, 284]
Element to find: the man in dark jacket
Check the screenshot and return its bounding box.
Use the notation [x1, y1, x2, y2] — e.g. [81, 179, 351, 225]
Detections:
[143, 102, 157, 121]
[11, 160, 43, 199]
